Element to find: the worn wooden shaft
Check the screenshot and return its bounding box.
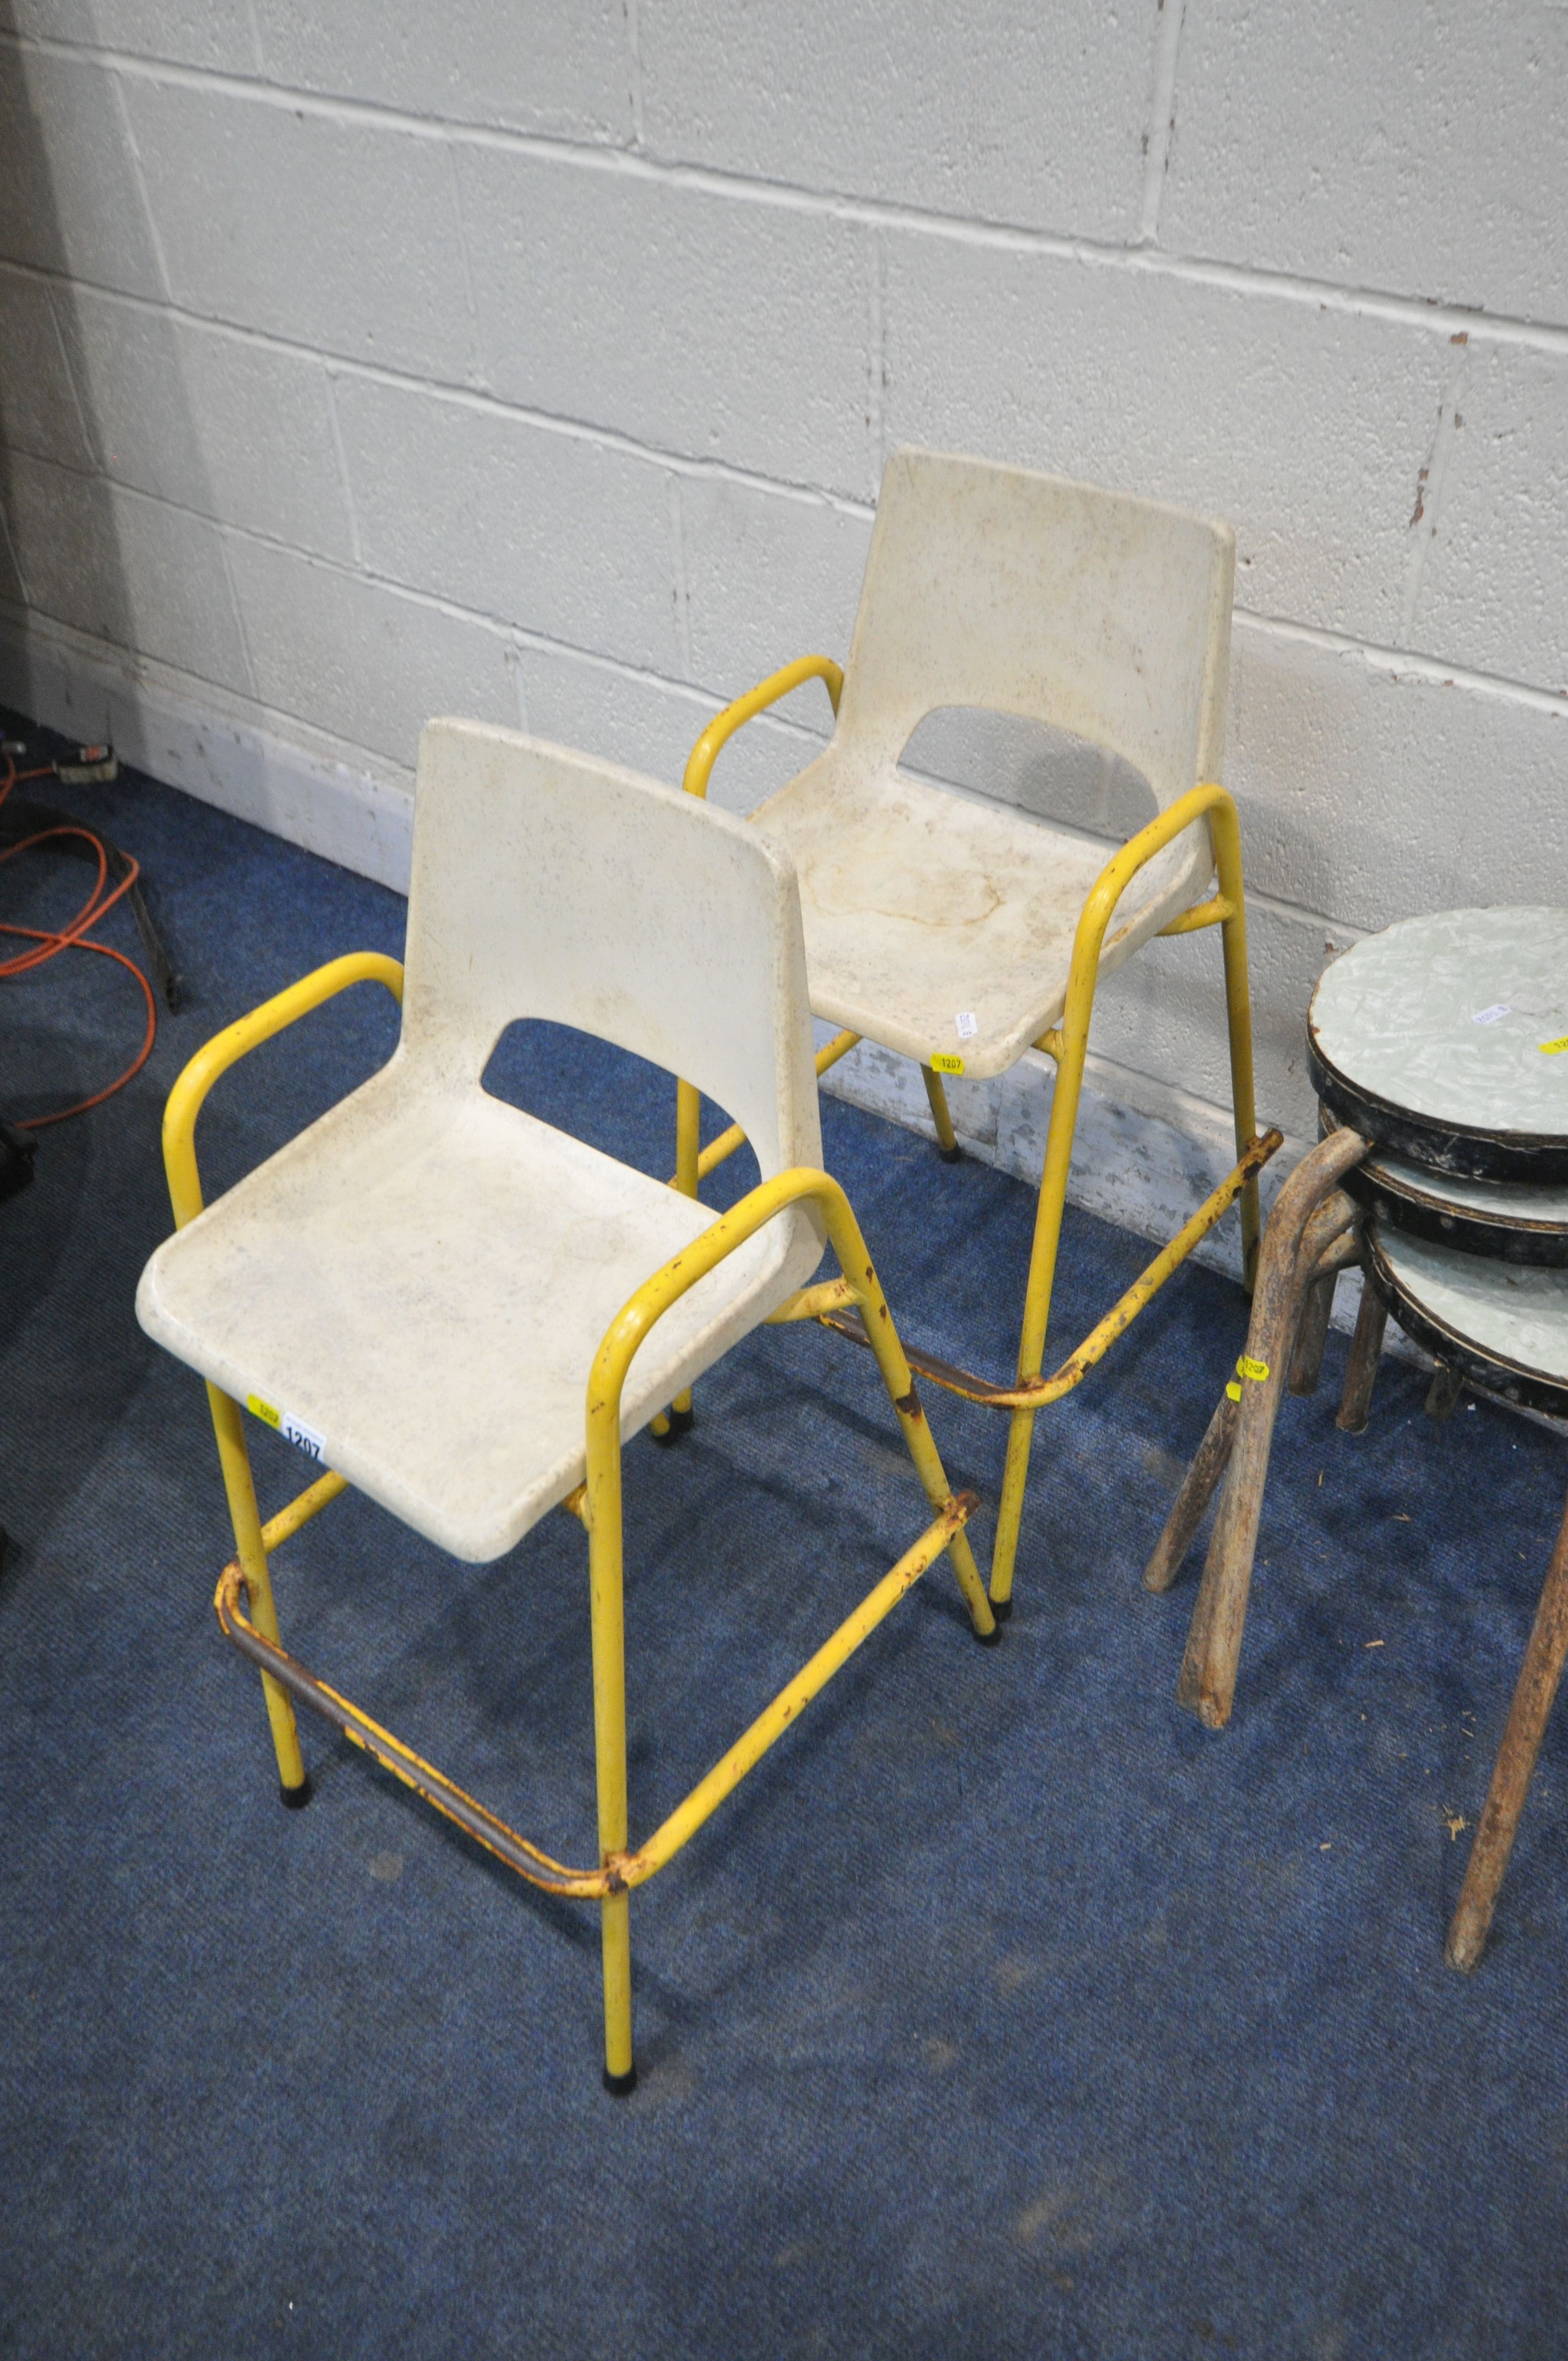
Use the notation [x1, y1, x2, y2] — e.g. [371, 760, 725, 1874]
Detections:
[1295, 1190, 1359, 1279]
[1144, 1388, 1239, 1593]
[1447, 1486, 1568, 1972]
[1425, 1362, 1465, 1422]
[1177, 1131, 1368, 1729]
[1337, 1282, 1387, 1434]
[1288, 1271, 1337, 1396]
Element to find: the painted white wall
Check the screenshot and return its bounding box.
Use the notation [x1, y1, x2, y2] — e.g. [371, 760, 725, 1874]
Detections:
[0, 2, 1564, 1276]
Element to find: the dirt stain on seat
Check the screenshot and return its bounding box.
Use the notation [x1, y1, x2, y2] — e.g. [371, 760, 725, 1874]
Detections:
[806, 849, 1004, 928]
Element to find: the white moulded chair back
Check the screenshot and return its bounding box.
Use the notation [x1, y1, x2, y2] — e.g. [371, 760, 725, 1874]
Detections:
[840, 447, 1231, 804]
[401, 722, 822, 1190]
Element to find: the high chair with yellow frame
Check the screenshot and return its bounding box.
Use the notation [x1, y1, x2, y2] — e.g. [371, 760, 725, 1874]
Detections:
[137, 721, 996, 2095]
[662, 450, 1279, 1617]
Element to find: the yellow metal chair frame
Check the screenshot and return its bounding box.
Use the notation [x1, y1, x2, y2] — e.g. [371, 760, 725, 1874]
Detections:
[668, 655, 1277, 1616]
[163, 950, 993, 2092]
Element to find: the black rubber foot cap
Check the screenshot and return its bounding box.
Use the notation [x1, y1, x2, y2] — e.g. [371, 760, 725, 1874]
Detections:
[280, 1776, 313, 1811]
[602, 2064, 638, 2098]
[989, 1597, 1014, 1623]
[975, 1622, 1003, 1646]
[939, 1144, 962, 1165]
[650, 1405, 695, 1448]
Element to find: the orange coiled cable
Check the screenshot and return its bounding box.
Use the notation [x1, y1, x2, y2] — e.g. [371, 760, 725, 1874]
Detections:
[0, 752, 158, 1129]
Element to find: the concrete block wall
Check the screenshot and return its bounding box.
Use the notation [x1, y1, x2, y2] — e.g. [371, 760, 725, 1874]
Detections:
[0, 1, 1564, 1275]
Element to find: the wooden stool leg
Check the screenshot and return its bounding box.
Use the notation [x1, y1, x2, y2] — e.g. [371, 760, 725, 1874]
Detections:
[1175, 1141, 1366, 1728]
[1288, 1270, 1337, 1396]
[1446, 1486, 1568, 1972]
[1425, 1362, 1464, 1422]
[1144, 1390, 1239, 1592]
[1336, 1280, 1386, 1434]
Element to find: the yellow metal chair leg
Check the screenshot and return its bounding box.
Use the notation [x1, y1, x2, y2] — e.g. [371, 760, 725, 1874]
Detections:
[920, 1065, 961, 1163]
[986, 791, 1261, 1611]
[658, 660, 845, 1446]
[667, 1073, 698, 1430]
[600, 1890, 634, 2089]
[153, 950, 406, 1797]
[584, 1162, 995, 2090]
[987, 1007, 1089, 1616]
[651, 1077, 704, 1442]
[1210, 801, 1262, 1293]
[587, 1425, 636, 2091]
[206, 1380, 310, 1801]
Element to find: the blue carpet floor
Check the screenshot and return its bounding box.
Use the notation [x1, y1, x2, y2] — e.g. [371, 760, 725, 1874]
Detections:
[2, 719, 1566, 2359]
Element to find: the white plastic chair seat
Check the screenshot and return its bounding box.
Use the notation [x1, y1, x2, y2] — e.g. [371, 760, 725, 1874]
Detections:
[138, 1063, 804, 1563]
[753, 749, 1207, 1081]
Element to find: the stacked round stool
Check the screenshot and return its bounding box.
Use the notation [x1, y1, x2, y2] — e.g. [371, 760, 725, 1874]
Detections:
[1149, 907, 1568, 1971]
[1311, 905, 1568, 1411]
[1308, 909, 1568, 1969]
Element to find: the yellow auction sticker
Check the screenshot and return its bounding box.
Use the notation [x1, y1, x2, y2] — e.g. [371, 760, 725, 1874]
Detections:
[246, 1392, 326, 1462]
[930, 1052, 965, 1075]
[1237, 1354, 1270, 1382]
[1226, 1380, 1243, 1401]
[1540, 1036, 1568, 1056]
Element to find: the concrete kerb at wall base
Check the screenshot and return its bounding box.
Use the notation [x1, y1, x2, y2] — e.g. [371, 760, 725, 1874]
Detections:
[0, 605, 417, 894]
[0, 602, 1419, 1370]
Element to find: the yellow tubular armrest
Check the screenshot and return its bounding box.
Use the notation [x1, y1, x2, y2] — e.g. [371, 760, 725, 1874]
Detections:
[1065, 784, 1240, 1026]
[591, 1169, 861, 1441]
[162, 951, 405, 1231]
[683, 655, 843, 801]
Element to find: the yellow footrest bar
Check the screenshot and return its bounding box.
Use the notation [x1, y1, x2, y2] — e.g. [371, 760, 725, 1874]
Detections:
[818, 1129, 1283, 1411]
[214, 1486, 978, 1902]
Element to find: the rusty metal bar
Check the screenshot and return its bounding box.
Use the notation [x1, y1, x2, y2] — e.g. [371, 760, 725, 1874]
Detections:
[819, 1127, 1282, 1412]
[1310, 1231, 1364, 1282]
[216, 1557, 616, 1897]
[1296, 1190, 1360, 1276]
[1446, 1482, 1568, 1972]
[1176, 1130, 1368, 1730]
[214, 1483, 978, 1905]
